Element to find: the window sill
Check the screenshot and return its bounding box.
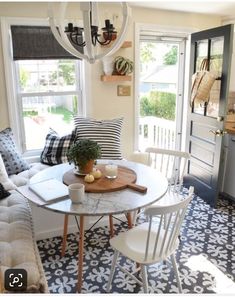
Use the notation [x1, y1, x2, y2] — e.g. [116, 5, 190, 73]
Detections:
[23, 149, 41, 164]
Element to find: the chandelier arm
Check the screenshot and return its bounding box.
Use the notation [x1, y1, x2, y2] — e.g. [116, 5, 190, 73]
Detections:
[48, 2, 131, 64]
[75, 34, 86, 47]
[70, 33, 78, 46]
[95, 3, 130, 60]
[91, 2, 98, 27]
[57, 2, 91, 60]
[58, 3, 87, 51]
[91, 2, 98, 57]
[81, 2, 95, 63]
[96, 30, 113, 45]
[91, 34, 96, 46]
[48, 3, 90, 61]
[49, 16, 88, 61]
[96, 37, 112, 46]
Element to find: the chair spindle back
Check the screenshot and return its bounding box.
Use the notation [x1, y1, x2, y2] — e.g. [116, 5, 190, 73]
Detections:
[144, 186, 194, 261]
[145, 147, 190, 193]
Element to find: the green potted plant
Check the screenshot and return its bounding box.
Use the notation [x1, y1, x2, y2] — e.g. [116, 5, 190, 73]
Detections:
[114, 56, 134, 75]
[67, 139, 101, 174]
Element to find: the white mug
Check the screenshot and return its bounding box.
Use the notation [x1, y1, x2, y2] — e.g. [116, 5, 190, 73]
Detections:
[68, 183, 85, 204]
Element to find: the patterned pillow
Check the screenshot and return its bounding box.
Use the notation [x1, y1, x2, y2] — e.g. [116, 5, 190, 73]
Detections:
[0, 183, 10, 200]
[40, 129, 75, 165]
[0, 153, 17, 190]
[74, 117, 123, 159]
[0, 128, 30, 175]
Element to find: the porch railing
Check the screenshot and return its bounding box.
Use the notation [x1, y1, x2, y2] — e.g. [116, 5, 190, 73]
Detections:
[139, 116, 176, 151]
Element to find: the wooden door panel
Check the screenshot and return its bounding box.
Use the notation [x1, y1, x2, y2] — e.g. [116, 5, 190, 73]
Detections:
[190, 142, 215, 166]
[189, 151, 214, 172]
[191, 122, 216, 143]
[188, 160, 213, 187]
[185, 24, 233, 207]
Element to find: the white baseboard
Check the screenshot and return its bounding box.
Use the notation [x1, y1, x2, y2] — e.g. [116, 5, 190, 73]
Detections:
[35, 223, 78, 241]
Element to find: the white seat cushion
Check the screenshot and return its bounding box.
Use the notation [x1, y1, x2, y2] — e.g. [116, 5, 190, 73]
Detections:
[110, 222, 179, 264]
[9, 163, 50, 187]
[0, 191, 48, 292]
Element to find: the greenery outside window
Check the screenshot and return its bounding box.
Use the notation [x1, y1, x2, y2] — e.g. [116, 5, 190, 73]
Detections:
[16, 59, 82, 151]
[1, 19, 86, 157]
[137, 31, 186, 152]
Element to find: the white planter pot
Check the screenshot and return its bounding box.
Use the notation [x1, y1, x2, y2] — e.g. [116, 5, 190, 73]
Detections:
[102, 56, 114, 75]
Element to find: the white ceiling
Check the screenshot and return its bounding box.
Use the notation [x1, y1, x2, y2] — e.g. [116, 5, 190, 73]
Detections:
[130, 1, 235, 18]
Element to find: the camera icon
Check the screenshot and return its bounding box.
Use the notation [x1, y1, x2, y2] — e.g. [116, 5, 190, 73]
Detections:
[4, 269, 27, 291]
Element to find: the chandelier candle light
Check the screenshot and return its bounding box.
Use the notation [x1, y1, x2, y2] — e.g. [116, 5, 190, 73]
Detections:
[48, 2, 131, 64]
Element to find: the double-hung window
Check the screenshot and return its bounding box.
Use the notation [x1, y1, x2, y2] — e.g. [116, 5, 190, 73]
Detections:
[16, 59, 81, 151]
[1, 19, 85, 156]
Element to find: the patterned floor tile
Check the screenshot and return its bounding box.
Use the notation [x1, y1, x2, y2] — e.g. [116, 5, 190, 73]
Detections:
[37, 194, 235, 293]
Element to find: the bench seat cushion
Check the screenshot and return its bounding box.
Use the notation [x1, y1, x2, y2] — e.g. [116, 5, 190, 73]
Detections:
[9, 163, 50, 187]
[0, 191, 48, 293]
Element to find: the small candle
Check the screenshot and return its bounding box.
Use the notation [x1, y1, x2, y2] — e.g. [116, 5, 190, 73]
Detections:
[105, 164, 118, 179]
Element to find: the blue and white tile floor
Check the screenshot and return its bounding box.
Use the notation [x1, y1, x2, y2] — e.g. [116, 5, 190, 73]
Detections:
[37, 194, 235, 294]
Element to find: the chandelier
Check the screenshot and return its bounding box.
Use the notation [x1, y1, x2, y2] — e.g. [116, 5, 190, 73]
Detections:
[48, 2, 130, 64]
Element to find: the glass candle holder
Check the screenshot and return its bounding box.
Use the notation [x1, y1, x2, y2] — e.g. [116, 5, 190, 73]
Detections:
[105, 164, 118, 179]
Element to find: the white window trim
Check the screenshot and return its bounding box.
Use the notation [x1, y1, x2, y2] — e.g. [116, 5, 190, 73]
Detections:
[1, 16, 88, 159]
[134, 22, 197, 152]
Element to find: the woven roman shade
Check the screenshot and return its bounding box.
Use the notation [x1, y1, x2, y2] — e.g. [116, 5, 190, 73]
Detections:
[11, 25, 83, 60]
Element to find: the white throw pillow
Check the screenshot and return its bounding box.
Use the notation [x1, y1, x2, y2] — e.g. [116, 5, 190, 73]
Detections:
[74, 117, 123, 159]
[0, 153, 16, 191]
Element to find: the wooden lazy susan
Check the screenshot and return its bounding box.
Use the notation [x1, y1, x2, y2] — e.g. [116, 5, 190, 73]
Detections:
[63, 164, 147, 193]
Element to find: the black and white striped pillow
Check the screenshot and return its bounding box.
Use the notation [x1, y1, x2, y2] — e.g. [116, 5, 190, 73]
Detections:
[40, 129, 75, 165]
[74, 117, 123, 160]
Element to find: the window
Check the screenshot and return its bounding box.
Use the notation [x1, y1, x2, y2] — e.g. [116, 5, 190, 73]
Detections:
[16, 59, 81, 151]
[1, 19, 86, 155]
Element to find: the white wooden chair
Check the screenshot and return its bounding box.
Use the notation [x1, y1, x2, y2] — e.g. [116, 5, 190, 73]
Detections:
[106, 186, 194, 293]
[146, 147, 189, 195]
[132, 148, 190, 225]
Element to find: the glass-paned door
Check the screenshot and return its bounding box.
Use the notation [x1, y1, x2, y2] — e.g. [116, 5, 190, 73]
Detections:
[184, 24, 233, 207]
[138, 34, 186, 151]
[193, 37, 224, 117]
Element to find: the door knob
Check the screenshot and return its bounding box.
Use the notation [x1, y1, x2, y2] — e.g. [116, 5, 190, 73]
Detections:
[217, 116, 224, 122]
[209, 129, 227, 136]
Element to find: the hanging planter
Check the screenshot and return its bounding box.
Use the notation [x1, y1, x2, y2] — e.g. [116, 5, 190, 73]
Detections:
[114, 56, 134, 75]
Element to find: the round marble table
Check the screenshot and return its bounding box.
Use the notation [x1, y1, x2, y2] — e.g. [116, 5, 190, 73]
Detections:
[29, 159, 168, 292]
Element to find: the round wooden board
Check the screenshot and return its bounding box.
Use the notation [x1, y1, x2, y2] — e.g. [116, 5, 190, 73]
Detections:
[63, 164, 137, 193]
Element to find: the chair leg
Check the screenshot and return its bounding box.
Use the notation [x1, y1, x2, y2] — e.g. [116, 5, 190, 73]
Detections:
[132, 208, 140, 226]
[140, 264, 148, 293]
[106, 250, 119, 293]
[109, 215, 115, 238]
[170, 253, 182, 293]
[61, 214, 69, 257]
